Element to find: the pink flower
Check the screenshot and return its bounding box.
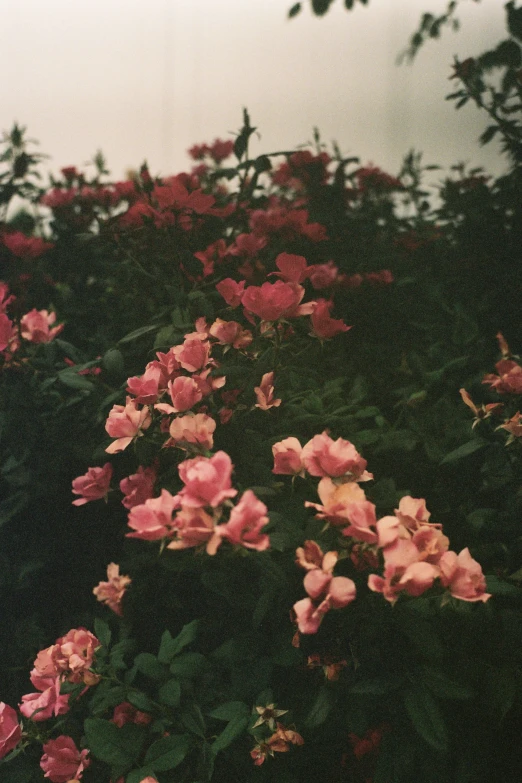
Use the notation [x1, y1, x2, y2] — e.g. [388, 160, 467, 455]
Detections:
[169, 413, 216, 450]
[310, 299, 350, 340]
[294, 574, 356, 634]
[255, 371, 281, 411]
[0, 702, 22, 759]
[214, 490, 270, 552]
[40, 736, 90, 783]
[40, 628, 100, 685]
[72, 463, 112, 506]
[301, 432, 371, 480]
[272, 437, 304, 476]
[0, 313, 16, 352]
[20, 309, 63, 343]
[209, 318, 253, 349]
[120, 465, 156, 509]
[307, 262, 338, 289]
[368, 561, 439, 604]
[111, 702, 152, 727]
[93, 563, 131, 616]
[173, 334, 211, 372]
[273, 252, 309, 283]
[342, 500, 379, 544]
[216, 278, 245, 308]
[105, 396, 152, 453]
[126, 489, 179, 540]
[2, 231, 54, 259]
[0, 282, 15, 313]
[227, 232, 267, 259]
[241, 280, 311, 322]
[177, 451, 237, 508]
[167, 507, 215, 551]
[305, 478, 367, 526]
[439, 548, 491, 602]
[483, 359, 522, 395]
[155, 376, 203, 415]
[126, 363, 166, 404]
[19, 675, 70, 722]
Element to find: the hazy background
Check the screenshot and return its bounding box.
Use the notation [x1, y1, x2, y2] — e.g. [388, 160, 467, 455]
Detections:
[2, 0, 507, 180]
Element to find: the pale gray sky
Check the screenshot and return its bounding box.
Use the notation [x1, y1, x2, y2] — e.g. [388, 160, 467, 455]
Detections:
[3, 0, 506, 180]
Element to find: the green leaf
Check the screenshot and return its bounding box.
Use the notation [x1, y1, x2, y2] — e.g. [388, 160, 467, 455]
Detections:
[127, 689, 157, 712]
[403, 684, 448, 752]
[0, 491, 29, 526]
[57, 369, 95, 391]
[311, 0, 335, 15]
[94, 617, 111, 648]
[134, 652, 167, 680]
[84, 719, 145, 768]
[169, 651, 207, 678]
[181, 703, 207, 738]
[208, 701, 250, 753]
[304, 686, 336, 728]
[159, 620, 200, 662]
[118, 324, 159, 344]
[421, 667, 474, 699]
[158, 678, 181, 707]
[485, 575, 521, 597]
[288, 2, 302, 18]
[440, 439, 487, 465]
[144, 734, 192, 772]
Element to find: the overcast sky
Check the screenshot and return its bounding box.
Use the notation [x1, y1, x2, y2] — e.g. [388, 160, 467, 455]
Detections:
[3, 0, 507, 181]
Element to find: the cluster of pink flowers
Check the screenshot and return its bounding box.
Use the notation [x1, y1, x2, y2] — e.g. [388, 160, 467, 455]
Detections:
[0, 281, 63, 360]
[293, 541, 357, 633]
[272, 431, 490, 618]
[188, 137, 235, 164]
[19, 628, 100, 722]
[126, 450, 270, 556]
[93, 562, 132, 616]
[462, 333, 522, 444]
[1, 230, 54, 259]
[216, 252, 350, 340]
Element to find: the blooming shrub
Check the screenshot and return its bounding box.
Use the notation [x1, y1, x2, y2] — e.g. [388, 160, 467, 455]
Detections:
[1, 13, 522, 772]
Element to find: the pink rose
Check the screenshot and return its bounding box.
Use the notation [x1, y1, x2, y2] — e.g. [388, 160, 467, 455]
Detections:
[272, 437, 304, 476]
[20, 309, 63, 343]
[254, 371, 281, 411]
[173, 334, 211, 372]
[215, 489, 270, 552]
[273, 252, 309, 283]
[0, 702, 22, 759]
[368, 561, 439, 604]
[93, 563, 132, 616]
[72, 463, 112, 506]
[19, 675, 70, 722]
[483, 359, 522, 395]
[301, 432, 371, 480]
[126, 489, 179, 540]
[120, 465, 156, 509]
[169, 413, 216, 450]
[305, 478, 367, 526]
[209, 318, 253, 349]
[216, 278, 245, 308]
[167, 507, 215, 551]
[126, 362, 167, 404]
[177, 451, 237, 508]
[310, 299, 350, 340]
[0, 313, 16, 352]
[48, 628, 100, 684]
[155, 376, 203, 415]
[40, 736, 90, 783]
[241, 280, 310, 322]
[306, 261, 338, 289]
[2, 231, 54, 259]
[439, 548, 491, 602]
[105, 396, 152, 453]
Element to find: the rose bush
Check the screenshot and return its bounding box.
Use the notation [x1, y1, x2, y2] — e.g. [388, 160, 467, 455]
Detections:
[0, 8, 522, 774]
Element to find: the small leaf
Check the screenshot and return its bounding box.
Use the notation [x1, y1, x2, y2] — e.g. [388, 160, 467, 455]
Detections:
[162, 620, 200, 660]
[181, 703, 207, 738]
[134, 652, 166, 680]
[288, 2, 302, 18]
[158, 678, 181, 707]
[403, 684, 448, 752]
[440, 439, 487, 465]
[57, 369, 95, 391]
[304, 686, 336, 728]
[102, 348, 125, 376]
[118, 324, 159, 345]
[210, 702, 250, 753]
[84, 719, 145, 768]
[143, 734, 192, 772]
[94, 617, 111, 648]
